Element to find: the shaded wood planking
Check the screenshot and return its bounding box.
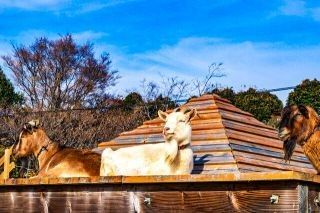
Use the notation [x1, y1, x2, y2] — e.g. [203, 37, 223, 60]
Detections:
[0, 180, 303, 212]
[233, 151, 313, 169]
[222, 119, 279, 139]
[235, 156, 316, 174]
[229, 140, 307, 159]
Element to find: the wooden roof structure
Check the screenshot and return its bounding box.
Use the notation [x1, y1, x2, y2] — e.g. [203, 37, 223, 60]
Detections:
[99, 94, 317, 174]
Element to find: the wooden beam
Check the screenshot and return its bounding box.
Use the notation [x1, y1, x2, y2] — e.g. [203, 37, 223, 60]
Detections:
[0, 171, 320, 186]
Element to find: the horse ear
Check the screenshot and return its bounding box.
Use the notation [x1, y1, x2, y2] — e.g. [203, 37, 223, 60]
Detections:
[158, 110, 168, 121]
[298, 105, 309, 119]
[185, 108, 197, 122]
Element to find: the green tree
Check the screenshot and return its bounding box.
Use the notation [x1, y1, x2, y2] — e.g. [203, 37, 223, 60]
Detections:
[0, 67, 23, 108]
[212, 87, 283, 124]
[287, 79, 320, 114]
[234, 88, 283, 123]
[146, 94, 177, 119]
[211, 87, 236, 103]
[123, 92, 143, 111]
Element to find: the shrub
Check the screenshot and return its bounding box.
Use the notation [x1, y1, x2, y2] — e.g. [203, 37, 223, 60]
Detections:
[212, 87, 283, 124]
[211, 87, 236, 103]
[287, 79, 320, 114]
[234, 88, 283, 123]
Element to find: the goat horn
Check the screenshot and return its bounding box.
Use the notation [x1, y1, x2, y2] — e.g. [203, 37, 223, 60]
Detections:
[175, 107, 190, 113]
[174, 108, 181, 112]
[28, 119, 40, 127]
[181, 108, 192, 114]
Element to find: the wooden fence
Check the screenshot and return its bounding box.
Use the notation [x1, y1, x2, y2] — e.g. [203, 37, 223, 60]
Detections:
[0, 172, 319, 212]
[0, 146, 15, 179]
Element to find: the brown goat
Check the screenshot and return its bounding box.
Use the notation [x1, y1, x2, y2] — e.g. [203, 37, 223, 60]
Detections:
[278, 105, 320, 173]
[13, 120, 101, 178]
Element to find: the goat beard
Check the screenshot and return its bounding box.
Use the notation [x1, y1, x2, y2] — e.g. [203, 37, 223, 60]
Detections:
[283, 138, 297, 162]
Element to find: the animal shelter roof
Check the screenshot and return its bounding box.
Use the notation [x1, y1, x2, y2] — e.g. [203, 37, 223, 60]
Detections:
[98, 94, 317, 174]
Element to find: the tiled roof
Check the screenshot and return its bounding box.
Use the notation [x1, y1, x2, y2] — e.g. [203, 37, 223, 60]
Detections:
[98, 94, 316, 174]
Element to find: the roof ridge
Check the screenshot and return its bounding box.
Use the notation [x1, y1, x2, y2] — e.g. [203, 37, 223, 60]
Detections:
[214, 100, 241, 173]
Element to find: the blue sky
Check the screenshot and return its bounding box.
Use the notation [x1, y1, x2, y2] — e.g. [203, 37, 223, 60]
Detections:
[0, 0, 319, 102]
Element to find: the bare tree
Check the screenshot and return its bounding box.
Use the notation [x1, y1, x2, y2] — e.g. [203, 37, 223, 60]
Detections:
[140, 76, 189, 102]
[140, 80, 160, 102]
[137, 76, 189, 119]
[192, 62, 225, 96]
[135, 63, 225, 119]
[2, 34, 119, 110]
[159, 75, 189, 103]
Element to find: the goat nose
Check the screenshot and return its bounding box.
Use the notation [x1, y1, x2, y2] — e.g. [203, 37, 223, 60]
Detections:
[163, 127, 170, 134]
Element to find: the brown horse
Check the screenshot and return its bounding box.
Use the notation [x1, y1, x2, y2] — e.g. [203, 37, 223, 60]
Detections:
[13, 120, 101, 178]
[278, 105, 320, 173]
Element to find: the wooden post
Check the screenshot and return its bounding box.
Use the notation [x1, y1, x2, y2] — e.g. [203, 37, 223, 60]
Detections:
[1, 147, 15, 179]
[298, 183, 309, 213]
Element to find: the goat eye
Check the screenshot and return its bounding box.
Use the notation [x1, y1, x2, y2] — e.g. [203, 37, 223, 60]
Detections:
[294, 113, 302, 119]
[179, 120, 185, 122]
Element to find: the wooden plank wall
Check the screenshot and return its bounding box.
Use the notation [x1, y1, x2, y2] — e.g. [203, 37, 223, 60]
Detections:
[0, 181, 301, 212]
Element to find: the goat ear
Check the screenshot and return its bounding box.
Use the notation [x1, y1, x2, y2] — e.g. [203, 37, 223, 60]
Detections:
[28, 120, 40, 128]
[158, 110, 168, 121]
[281, 105, 290, 117]
[185, 109, 197, 122]
[34, 119, 40, 128]
[23, 123, 33, 132]
[298, 105, 309, 119]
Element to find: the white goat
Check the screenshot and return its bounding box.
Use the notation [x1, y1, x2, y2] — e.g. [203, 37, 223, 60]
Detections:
[100, 108, 197, 176]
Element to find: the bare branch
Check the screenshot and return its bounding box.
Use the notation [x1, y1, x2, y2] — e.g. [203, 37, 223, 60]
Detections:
[192, 62, 225, 96]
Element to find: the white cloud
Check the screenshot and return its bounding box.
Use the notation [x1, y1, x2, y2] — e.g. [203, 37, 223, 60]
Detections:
[279, 0, 306, 16]
[277, 0, 320, 21]
[72, 31, 108, 43]
[0, 0, 140, 13]
[107, 37, 320, 102]
[311, 7, 320, 21]
[1, 31, 319, 103]
[73, 0, 140, 14]
[0, 0, 68, 10]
